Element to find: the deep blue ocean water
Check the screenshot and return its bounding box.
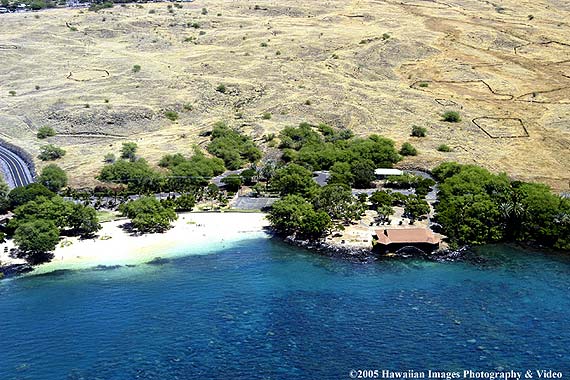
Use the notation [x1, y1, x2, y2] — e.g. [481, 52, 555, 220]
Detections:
[1, 238, 570, 380]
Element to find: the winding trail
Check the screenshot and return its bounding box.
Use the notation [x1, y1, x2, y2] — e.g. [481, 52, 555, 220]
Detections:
[0, 144, 34, 188]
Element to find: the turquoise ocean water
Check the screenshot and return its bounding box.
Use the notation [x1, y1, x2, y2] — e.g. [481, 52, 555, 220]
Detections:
[1, 237, 569, 379]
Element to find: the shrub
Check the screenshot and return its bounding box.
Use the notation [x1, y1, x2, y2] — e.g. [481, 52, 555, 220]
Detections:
[199, 31, 206, 36]
[9, 90, 16, 96]
[183, 103, 193, 111]
[37, 126, 56, 139]
[216, 84, 227, 93]
[437, 144, 452, 152]
[164, 110, 179, 122]
[38, 145, 66, 161]
[104, 153, 116, 163]
[443, 111, 461, 123]
[419, 82, 429, 88]
[132, 64, 141, 73]
[262, 112, 272, 120]
[411, 125, 427, 137]
[149, 9, 155, 14]
[260, 42, 268, 47]
[201, 7, 208, 15]
[305, 99, 312, 105]
[399, 142, 417, 156]
[35, 85, 41, 90]
[382, 33, 390, 40]
[88, 1, 113, 12]
[120, 142, 138, 161]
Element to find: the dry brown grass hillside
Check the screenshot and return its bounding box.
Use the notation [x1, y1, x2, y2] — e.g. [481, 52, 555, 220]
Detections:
[0, 0, 569, 190]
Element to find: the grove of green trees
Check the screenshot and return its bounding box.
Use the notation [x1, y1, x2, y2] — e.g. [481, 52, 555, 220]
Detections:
[277, 122, 401, 189]
[433, 162, 570, 249]
[1, 183, 101, 263]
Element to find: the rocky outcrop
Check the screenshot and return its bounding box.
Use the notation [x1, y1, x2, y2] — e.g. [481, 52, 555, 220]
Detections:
[276, 233, 475, 263]
[282, 236, 376, 262]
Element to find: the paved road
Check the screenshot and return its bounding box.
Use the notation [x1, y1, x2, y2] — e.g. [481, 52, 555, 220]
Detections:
[0, 145, 34, 188]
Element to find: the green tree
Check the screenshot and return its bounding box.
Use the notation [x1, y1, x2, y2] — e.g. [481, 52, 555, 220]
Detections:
[0, 175, 9, 198]
[222, 174, 243, 192]
[38, 164, 68, 192]
[119, 196, 178, 233]
[313, 184, 360, 223]
[98, 159, 162, 193]
[174, 193, 196, 211]
[14, 219, 60, 264]
[328, 162, 354, 187]
[369, 190, 393, 210]
[404, 195, 430, 224]
[267, 195, 331, 238]
[207, 122, 261, 169]
[120, 142, 138, 161]
[67, 204, 101, 236]
[8, 183, 55, 209]
[38, 144, 66, 161]
[164, 111, 179, 122]
[240, 168, 257, 185]
[351, 159, 375, 189]
[271, 164, 318, 197]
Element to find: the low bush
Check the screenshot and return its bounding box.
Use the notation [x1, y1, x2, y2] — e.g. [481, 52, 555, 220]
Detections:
[411, 125, 426, 137]
[37, 126, 56, 139]
[443, 111, 461, 123]
[399, 142, 417, 156]
[38, 145, 66, 161]
[164, 111, 179, 122]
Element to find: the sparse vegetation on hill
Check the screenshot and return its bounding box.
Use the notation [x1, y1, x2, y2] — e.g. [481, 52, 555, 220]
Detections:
[0, 0, 568, 192]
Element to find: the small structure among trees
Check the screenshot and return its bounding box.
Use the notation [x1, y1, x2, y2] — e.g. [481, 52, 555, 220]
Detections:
[374, 228, 441, 254]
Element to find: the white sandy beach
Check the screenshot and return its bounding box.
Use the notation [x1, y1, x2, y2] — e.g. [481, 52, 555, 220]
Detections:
[0, 212, 269, 274]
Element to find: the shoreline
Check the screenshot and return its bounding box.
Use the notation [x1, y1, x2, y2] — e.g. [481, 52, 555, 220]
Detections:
[0, 212, 270, 276]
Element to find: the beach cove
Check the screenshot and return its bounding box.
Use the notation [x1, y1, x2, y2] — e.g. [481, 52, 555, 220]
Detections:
[0, 212, 270, 275]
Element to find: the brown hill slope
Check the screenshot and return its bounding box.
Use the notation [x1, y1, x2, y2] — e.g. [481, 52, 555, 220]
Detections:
[0, 0, 569, 190]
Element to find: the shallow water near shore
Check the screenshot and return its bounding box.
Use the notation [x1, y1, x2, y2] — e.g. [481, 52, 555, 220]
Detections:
[1, 240, 569, 379]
